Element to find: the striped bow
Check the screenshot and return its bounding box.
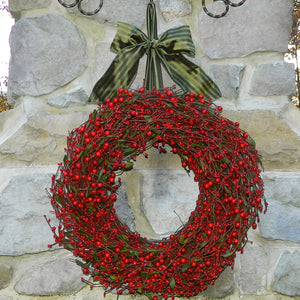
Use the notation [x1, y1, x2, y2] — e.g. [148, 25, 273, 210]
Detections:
[89, 1, 221, 103]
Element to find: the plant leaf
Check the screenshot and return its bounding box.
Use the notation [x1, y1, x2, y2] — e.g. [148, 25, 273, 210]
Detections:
[169, 277, 176, 290]
[222, 251, 236, 257]
[124, 162, 133, 171]
[182, 263, 190, 272]
[200, 240, 209, 247]
[144, 115, 153, 123]
[120, 235, 129, 242]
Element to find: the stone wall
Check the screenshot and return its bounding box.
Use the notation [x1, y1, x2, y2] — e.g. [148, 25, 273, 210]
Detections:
[0, 0, 300, 299]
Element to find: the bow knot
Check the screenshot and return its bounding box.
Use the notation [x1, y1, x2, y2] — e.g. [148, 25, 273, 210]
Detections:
[144, 39, 160, 54]
[149, 39, 159, 49]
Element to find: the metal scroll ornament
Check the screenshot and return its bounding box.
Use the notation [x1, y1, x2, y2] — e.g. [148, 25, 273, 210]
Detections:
[58, 0, 103, 16]
[58, 0, 246, 18]
[202, 0, 247, 18]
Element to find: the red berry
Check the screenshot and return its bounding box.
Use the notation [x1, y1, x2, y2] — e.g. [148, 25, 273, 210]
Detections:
[82, 268, 89, 275]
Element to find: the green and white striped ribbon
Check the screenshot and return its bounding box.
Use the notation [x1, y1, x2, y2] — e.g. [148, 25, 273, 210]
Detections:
[89, 1, 221, 103]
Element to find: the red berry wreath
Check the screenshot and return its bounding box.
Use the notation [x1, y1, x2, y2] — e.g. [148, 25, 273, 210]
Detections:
[49, 88, 266, 299]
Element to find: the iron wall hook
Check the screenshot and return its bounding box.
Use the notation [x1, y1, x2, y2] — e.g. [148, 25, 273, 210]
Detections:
[58, 0, 103, 16]
[202, 0, 246, 18]
[58, 0, 246, 18]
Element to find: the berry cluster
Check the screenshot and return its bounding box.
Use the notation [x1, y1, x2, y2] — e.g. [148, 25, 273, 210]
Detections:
[49, 88, 266, 299]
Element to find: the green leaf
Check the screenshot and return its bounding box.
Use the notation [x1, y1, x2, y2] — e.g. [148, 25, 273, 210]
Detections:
[169, 277, 176, 290]
[193, 257, 203, 262]
[124, 148, 136, 156]
[88, 203, 95, 213]
[140, 271, 159, 277]
[54, 194, 62, 204]
[219, 234, 225, 243]
[222, 251, 236, 258]
[247, 136, 256, 148]
[199, 159, 204, 171]
[129, 250, 140, 257]
[224, 186, 231, 195]
[124, 162, 133, 171]
[64, 242, 75, 250]
[179, 235, 189, 245]
[200, 240, 209, 247]
[97, 169, 104, 180]
[146, 248, 159, 255]
[75, 259, 91, 268]
[224, 157, 230, 164]
[179, 235, 185, 245]
[144, 115, 153, 123]
[70, 186, 77, 193]
[120, 235, 129, 242]
[91, 109, 97, 120]
[78, 144, 92, 159]
[182, 263, 190, 272]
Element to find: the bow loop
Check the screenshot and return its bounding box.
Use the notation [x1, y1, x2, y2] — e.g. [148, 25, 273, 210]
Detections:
[110, 22, 148, 54]
[158, 26, 195, 56]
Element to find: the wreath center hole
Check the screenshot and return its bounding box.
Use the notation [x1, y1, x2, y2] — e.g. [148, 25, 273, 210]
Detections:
[115, 146, 198, 240]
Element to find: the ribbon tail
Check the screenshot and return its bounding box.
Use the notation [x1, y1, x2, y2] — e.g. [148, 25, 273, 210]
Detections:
[159, 52, 222, 100]
[145, 1, 163, 91]
[89, 47, 144, 103]
[145, 49, 164, 91]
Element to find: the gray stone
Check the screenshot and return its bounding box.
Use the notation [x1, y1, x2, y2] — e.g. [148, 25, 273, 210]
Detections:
[203, 267, 235, 298]
[258, 200, 300, 243]
[250, 62, 296, 96]
[15, 255, 85, 295]
[236, 243, 268, 294]
[0, 97, 94, 166]
[67, 0, 148, 27]
[114, 184, 136, 232]
[9, 0, 51, 12]
[198, 0, 293, 58]
[0, 265, 13, 289]
[223, 110, 300, 170]
[21, 97, 92, 136]
[140, 169, 198, 236]
[47, 88, 88, 108]
[0, 173, 56, 255]
[262, 172, 300, 208]
[272, 250, 300, 296]
[92, 42, 117, 89]
[158, 0, 192, 21]
[210, 64, 245, 99]
[0, 123, 57, 164]
[9, 14, 88, 97]
[280, 103, 300, 137]
[0, 296, 14, 300]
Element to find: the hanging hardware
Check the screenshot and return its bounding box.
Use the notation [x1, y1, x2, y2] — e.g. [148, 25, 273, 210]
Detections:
[58, 0, 103, 16]
[202, 0, 246, 18]
[58, 0, 246, 18]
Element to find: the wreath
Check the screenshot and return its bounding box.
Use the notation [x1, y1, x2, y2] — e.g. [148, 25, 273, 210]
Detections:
[48, 88, 266, 299]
